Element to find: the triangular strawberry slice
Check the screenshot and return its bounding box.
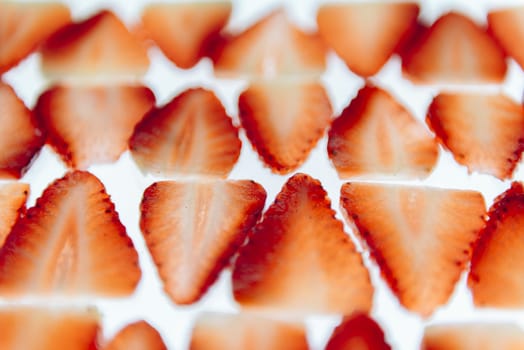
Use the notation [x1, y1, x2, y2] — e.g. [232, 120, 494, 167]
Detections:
[422, 323, 524, 350]
[325, 313, 391, 350]
[35, 84, 155, 169]
[317, 2, 419, 77]
[141, 2, 231, 69]
[0, 81, 45, 179]
[40, 10, 150, 81]
[213, 10, 326, 78]
[469, 182, 524, 307]
[130, 88, 241, 178]
[0, 307, 100, 350]
[0, 2, 71, 73]
[328, 85, 438, 179]
[104, 321, 167, 350]
[340, 182, 486, 316]
[232, 173, 373, 315]
[0, 171, 141, 297]
[140, 179, 266, 304]
[402, 12, 507, 84]
[0, 182, 29, 247]
[488, 7, 524, 70]
[239, 80, 331, 174]
[190, 313, 308, 350]
[427, 92, 524, 179]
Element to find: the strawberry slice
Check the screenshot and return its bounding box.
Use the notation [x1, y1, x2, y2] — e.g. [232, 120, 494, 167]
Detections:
[469, 182, 524, 307]
[40, 10, 150, 81]
[190, 312, 308, 350]
[0, 2, 70, 73]
[325, 313, 391, 350]
[340, 182, 486, 316]
[104, 321, 167, 350]
[239, 80, 332, 174]
[130, 88, 241, 178]
[0, 171, 141, 297]
[488, 7, 524, 70]
[0, 81, 45, 179]
[213, 10, 326, 78]
[141, 2, 231, 69]
[427, 92, 524, 179]
[35, 84, 155, 169]
[232, 173, 373, 315]
[421, 323, 524, 350]
[0, 307, 99, 350]
[402, 12, 507, 84]
[317, 2, 419, 77]
[140, 180, 266, 304]
[0, 183, 29, 247]
[328, 85, 438, 179]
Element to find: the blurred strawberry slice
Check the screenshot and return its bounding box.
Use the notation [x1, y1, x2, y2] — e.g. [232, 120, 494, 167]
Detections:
[489, 6, 524, 70]
[0, 183, 29, 247]
[140, 180, 266, 304]
[104, 320, 167, 350]
[325, 313, 391, 350]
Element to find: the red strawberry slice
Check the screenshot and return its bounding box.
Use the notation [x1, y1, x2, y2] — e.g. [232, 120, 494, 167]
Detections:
[0, 171, 141, 297]
[140, 180, 266, 304]
[0, 2, 70, 73]
[488, 7, 524, 70]
[239, 80, 332, 174]
[130, 88, 241, 178]
[427, 92, 524, 179]
[317, 2, 419, 77]
[0, 81, 45, 179]
[340, 182, 486, 316]
[40, 10, 150, 81]
[35, 84, 155, 169]
[328, 85, 438, 179]
[0, 307, 99, 350]
[402, 12, 507, 84]
[469, 182, 524, 307]
[0, 183, 29, 247]
[213, 10, 326, 78]
[141, 2, 231, 69]
[104, 321, 167, 350]
[325, 313, 391, 350]
[190, 313, 308, 350]
[232, 173, 373, 315]
[421, 323, 524, 350]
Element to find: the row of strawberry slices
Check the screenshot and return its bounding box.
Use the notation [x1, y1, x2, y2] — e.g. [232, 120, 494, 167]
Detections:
[2, 2, 524, 81]
[1, 170, 523, 317]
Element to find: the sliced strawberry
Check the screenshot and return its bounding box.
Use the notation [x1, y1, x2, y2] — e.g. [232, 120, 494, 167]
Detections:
[340, 182, 486, 316]
[0, 307, 99, 350]
[213, 10, 326, 78]
[40, 10, 150, 81]
[0, 171, 141, 297]
[427, 92, 524, 179]
[239, 80, 332, 174]
[0, 183, 29, 248]
[130, 88, 241, 178]
[488, 7, 524, 70]
[35, 84, 155, 169]
[0, 2, 70, 73]
[402, 12, 507, 84]
[104, 320, 167, 350]
[317, 2, 419, 77]
[141, 2, 231, 69]
[421, 323, 524, 350]
[0, 81, 45, 179]
[469, 182, 524, 307]
[325, 313, 391, 350]
[328, 85, 438, 179]
[190, 312, 308, 350]
[232, 173, 373, 315]
[140, 180, 266, 304]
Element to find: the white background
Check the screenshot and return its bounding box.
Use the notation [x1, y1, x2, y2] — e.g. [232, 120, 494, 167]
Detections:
[3, 0, 524, 349]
